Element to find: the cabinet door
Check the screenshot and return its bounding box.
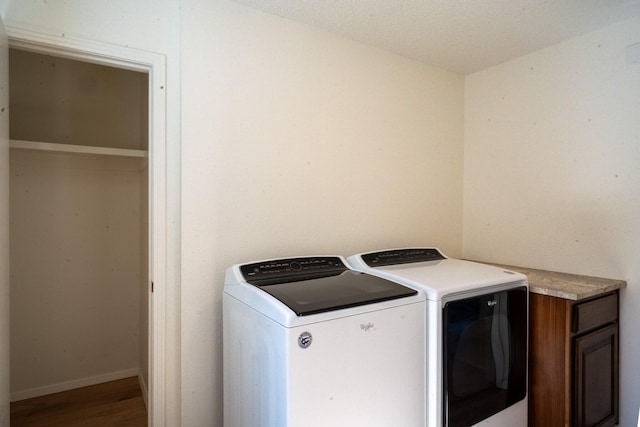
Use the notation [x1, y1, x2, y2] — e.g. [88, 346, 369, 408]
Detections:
[574, 323, 618, 427]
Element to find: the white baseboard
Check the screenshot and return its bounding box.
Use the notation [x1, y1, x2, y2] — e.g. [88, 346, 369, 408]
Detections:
[10, 367, 139, 402]
[138, 370, 148, 409]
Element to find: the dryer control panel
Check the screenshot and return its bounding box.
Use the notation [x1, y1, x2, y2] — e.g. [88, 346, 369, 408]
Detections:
[361, 248, 446, 267]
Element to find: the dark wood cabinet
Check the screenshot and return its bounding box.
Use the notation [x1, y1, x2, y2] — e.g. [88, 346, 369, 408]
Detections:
[529, 290, 619, 427]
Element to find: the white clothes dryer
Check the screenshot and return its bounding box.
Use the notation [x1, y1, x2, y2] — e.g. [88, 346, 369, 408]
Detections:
[347, 248, 528, 427]
[223, 255, 426, 427]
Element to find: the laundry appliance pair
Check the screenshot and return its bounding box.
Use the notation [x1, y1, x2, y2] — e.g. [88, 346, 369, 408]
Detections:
[223, 248, 528, 427]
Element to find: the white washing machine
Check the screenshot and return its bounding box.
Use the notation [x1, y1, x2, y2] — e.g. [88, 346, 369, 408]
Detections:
[347, 248, 528, 427]
[223, 255, 426, 427]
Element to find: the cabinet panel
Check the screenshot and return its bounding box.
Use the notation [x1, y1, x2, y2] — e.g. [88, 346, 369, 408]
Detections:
[528, 292, 571, 427]
[572, 294, 617, 334]
[574, 323, 619, 427]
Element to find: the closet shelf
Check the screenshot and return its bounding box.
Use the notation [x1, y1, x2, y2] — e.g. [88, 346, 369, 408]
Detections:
[9, 139, 148, 158]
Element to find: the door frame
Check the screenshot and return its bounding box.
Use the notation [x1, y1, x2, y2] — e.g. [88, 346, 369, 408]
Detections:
[0, 14, 10, 427]
[6, 26, 169, 426]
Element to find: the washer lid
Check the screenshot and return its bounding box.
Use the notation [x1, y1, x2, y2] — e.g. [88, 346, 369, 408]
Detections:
[238, 256, 418, 316]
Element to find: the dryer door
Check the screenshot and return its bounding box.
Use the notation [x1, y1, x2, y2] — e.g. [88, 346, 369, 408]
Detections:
[443, 286, 527, 427]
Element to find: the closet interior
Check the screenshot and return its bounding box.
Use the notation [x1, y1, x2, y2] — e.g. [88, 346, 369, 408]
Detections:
[8, 48, 149, 405]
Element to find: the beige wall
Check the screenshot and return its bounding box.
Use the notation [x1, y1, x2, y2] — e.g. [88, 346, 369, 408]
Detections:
[139, 161, 149, 400]
[9, 49, 148, 150]
[181, 1, 464, 423]
[9, 151, 142, 398]
[463, 17, 640, 425]
[4, 0, 171, 56]
[0, 1, 8, 21]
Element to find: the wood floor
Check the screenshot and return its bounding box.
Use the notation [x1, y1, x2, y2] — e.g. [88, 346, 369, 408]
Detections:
[10, 377, 147, 427]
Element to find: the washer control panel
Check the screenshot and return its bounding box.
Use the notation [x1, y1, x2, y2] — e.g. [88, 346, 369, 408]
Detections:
[240, 256, 347, 285]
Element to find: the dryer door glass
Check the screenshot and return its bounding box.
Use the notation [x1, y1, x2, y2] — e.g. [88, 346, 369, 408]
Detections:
[443, 286, 527, 427]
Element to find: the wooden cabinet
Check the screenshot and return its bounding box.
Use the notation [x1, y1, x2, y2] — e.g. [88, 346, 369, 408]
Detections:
[529, 290, 619, 427]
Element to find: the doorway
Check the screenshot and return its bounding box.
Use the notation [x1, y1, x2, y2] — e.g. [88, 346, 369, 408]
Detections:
[5, 31, 168, 426]
[9, 47, 149, 405]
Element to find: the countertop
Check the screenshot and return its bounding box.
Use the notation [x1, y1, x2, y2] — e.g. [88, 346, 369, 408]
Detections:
[478, 262, 627, 301]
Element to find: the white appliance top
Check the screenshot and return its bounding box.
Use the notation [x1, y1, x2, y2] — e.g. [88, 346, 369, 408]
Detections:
[224, 255, 425, 327]
[347, 248, 527, 301]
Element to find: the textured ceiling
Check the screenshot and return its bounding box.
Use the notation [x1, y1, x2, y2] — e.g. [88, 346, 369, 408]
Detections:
[232, 0, 640, 75]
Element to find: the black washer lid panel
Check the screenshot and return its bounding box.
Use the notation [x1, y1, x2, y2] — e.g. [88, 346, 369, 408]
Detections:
[256, 270, 417, 316]
[360, 248, 446, 267]
[238, 256, 417, 316]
